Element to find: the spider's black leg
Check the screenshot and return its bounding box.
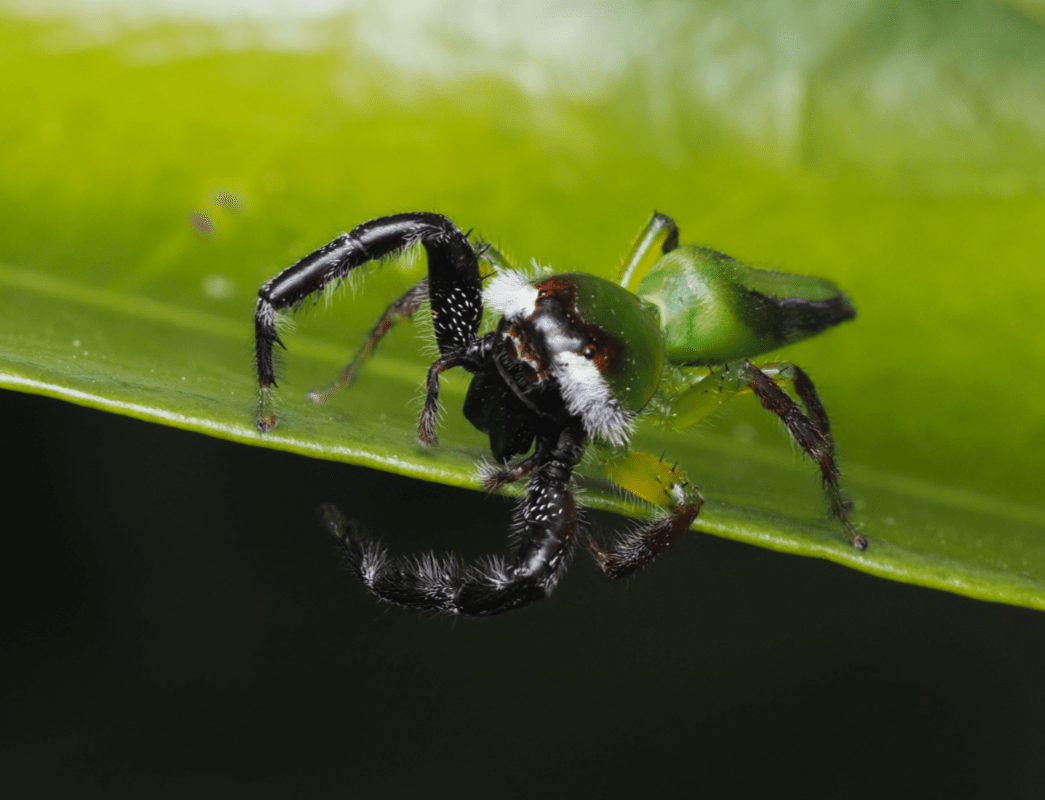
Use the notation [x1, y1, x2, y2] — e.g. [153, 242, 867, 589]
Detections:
[419, 349, 475, 446]
[254, 212, 482, 430]
[586, 452, 705, 579]
[307, 278, 430, 405]
[788, 364, 835, 454]
[321, 426, 586, 616]
[477, 451, 541, 492]
[745, 362, 867, 550]
[586, 502, 705, 580]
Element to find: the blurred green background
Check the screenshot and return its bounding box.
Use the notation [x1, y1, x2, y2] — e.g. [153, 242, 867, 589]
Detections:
[2, 0, 1044, 795]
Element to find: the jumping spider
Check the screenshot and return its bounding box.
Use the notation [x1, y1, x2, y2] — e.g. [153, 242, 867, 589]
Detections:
[253, 211, 862, 616]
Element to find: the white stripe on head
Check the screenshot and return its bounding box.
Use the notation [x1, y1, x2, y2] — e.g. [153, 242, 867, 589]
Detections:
[485, 270, 538, 321]
[552, 351, 632, 446]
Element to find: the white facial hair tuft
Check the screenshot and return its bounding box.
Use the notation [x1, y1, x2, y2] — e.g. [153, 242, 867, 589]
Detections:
[552, 351, 632, 445]
[484, 270, 538, 321]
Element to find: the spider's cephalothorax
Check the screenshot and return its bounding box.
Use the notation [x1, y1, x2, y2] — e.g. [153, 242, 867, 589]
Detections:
[464, 271, 664, 463]
[253, 211, 863, 616]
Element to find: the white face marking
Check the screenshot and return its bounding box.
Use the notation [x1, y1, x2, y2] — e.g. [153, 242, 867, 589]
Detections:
[485, 270, 538, 321]
[552, 351, 632, 446]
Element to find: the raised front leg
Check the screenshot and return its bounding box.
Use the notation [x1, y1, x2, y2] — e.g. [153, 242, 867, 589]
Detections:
[307, 238, 517, 425]
[321, 427, 587, 616]
[254, 212, 482, 431]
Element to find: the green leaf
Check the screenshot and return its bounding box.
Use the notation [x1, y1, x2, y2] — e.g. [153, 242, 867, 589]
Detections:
[2, 1, 1043, 609]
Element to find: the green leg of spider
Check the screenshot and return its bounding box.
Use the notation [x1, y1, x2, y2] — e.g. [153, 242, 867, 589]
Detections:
[617, 211, 679, 292]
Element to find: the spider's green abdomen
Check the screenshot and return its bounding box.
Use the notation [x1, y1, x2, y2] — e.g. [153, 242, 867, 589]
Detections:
[636, 246, 856, 366]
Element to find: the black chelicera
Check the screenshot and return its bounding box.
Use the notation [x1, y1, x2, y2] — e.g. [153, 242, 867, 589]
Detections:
[254, 211, 862, 616]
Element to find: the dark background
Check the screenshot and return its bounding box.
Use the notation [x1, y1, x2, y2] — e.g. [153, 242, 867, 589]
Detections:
[3, 386, 1044, 797]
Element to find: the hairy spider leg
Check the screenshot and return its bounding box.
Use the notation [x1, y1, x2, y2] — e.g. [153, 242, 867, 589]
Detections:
[307, 278, 430, 405]
[586, 451, 704, 579]
[307, 240, 517, 409]
[616, 210, 680, 292]
[418, 351, 475, 446]
[586, 502, 705, 580]
[663, 360, 863, 549]
[478, 451, 542, 492]
[480, 448, 705, 580]
[320, 426, 587, 616]
[745, 363, 866, 550]
[254, 212, 483, 431]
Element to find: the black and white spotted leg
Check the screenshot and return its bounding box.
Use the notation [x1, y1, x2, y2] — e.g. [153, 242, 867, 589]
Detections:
[320, 427, 586, 617]
[254, 212, 483, 430]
